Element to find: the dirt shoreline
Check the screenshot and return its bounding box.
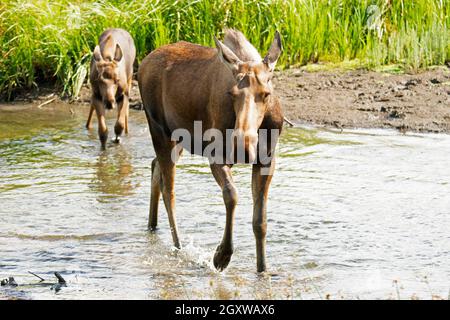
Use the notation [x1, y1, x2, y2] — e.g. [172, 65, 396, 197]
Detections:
[2, 67, 450, 133]
[275, 67, 450, 133]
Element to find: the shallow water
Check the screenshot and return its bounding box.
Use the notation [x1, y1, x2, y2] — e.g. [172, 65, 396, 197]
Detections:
[0, 103, 449, 300]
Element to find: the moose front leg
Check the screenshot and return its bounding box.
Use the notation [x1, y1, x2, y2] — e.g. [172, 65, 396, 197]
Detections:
[210, 164, 237, 271]
[114, 94, 129, 143]
[252, 159, 275, 272]
[93, 97, 108, 150]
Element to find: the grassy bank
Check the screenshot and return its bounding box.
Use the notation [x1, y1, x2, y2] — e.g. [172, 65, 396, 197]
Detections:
[0, 0, 449, 100]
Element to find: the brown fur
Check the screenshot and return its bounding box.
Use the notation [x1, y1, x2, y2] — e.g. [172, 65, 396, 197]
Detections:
[138, 30, 283, 272]
[86, 28, 136, 149]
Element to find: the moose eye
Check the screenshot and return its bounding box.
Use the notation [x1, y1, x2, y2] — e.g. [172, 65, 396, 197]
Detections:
[255, 91, 271, 103]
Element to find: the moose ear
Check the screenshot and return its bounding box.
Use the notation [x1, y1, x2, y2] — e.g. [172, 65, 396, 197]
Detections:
[114, 44, 123, 62]
[214, 36, 242, 74]
[263, 31, 282, 72]
[93, 45, 102, 62]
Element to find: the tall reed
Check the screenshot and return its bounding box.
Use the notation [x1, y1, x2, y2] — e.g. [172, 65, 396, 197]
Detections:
[0, 0, 449, 100]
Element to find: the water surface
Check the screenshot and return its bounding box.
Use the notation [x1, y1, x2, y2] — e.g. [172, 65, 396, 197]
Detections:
[0, 103, 449, 299]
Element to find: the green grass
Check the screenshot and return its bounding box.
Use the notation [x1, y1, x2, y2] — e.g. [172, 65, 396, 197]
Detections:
[0, 0, 449, 100]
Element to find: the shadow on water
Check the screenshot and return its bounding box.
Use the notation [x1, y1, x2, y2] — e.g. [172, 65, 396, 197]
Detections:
[1, 103, 449, 299]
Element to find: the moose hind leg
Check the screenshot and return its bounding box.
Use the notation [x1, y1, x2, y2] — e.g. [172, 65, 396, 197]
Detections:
[86, 105, 95, 129]
[159, 154, 181, 249]
[148, 158, 161, 231]
[146, 112, 183, 248]
[210, 164, 237, 271]
[125, 78, 131, 134]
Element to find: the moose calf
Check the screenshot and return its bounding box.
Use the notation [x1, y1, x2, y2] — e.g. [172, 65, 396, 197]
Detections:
[86, 28, 136, 149]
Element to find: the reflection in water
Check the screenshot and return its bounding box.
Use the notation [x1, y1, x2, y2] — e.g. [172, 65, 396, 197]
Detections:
[0, 104, 449, 299]
[91, 146, 136, 201]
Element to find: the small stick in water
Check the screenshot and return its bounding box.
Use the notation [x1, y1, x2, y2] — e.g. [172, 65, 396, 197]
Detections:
[28, 271, 45, 282]
[54, 272, 66, 284]
[283, 116, 295, 127]
[37, 97, 57, 109]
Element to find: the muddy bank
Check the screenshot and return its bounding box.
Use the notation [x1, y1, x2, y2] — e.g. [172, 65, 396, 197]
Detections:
[274, 67, 450, 133]
[3, 67, 450, 133]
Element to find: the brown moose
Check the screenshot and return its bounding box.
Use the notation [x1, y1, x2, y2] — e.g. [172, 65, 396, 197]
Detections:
[138, 29, 283, 272]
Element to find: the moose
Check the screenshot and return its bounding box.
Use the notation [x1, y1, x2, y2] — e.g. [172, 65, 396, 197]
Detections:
[86, 28, 136, 149]
[138, 29, 283, 272]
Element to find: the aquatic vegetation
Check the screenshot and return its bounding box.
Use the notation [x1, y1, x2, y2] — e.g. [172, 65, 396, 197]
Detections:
[0, 0, 449, 99]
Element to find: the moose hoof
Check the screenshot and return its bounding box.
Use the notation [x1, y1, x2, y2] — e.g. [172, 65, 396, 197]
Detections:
[213, 245, 233, 271]
[114, 136, 121, 144]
